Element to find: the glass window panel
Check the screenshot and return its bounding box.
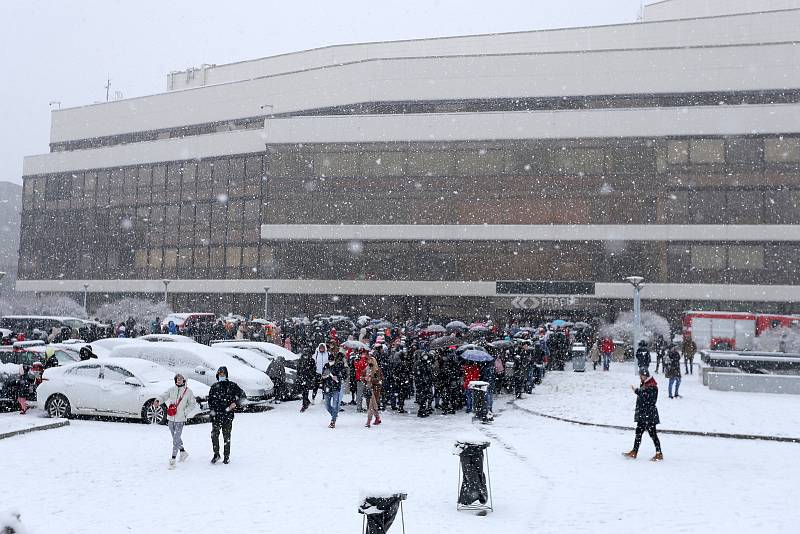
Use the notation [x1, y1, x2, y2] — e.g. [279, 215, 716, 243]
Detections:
[124, 168, 138, 200]
[137, 165, 151, 188]
[690, 139, 725, 164]
[664, 191, 688, 223]
[727, 191, 762, 224]
[134, 249, 148, 269]
[178, 248, 193, 269]
[148, 249, 162, 269]
[242, 246, 258, 267]
[194, 246, 209, 268]
[244, 200, 260, 221]
[226, 246, 242, 267]
[71, 173, 84, 198]
[245, 156, 262, 180]
[764, 137, 800, 163]
[726, 138, 763, 165]
[210, 246, 225, 268]
[667, 140, 689, 164]
[230, 157, 245, 183]
[728, 245, 764, 270]
[689, 190, 727, 223]
[407, 151, 455, 176]
[152, 164, 166, 186]
[315, 152, 358, 177]
[691, 245, 726, 270]
[163, 248, 178, 269]
[766, 190, 800, 224]
[554, 148, 604, 175]
[363, 152, 405, 177]
[228, 200, 243, 221]
[260, 246, 274, 269]
[456, 149, 506, 176]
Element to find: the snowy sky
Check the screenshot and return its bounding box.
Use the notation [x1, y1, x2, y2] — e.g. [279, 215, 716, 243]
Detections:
[0, 0, 645, 186]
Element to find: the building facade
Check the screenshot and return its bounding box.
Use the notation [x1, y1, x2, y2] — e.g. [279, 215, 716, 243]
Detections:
[17, 1, 800, 322]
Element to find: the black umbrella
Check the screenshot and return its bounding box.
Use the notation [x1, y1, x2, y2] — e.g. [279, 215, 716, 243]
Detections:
[428, 335, 465, 350]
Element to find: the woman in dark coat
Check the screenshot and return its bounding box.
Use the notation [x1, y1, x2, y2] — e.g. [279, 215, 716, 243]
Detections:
[623, 369, 663, 461]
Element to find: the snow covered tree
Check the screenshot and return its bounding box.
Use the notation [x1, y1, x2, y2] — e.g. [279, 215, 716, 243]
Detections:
[94, 298, 173, 327]
[0, 293, 86, 319]
[599, 311, 671, 344]
[753, 327, 800, 353]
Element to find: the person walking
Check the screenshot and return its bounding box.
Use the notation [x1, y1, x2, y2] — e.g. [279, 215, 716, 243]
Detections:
[600, 336, 615, 371]
[589, 339, 601, 371]
[635, 340, 651, 373]
[321, 352, 347, 428]
[312, 343, 329, 403]
[154, 373, 198, 468]
[208, 366, 244, 465]
[665, 345, 682, 399]
[623, 369, 663, 461]
[297, 351, 316, 412]
[682, 336, 697, 375]
[353, 349, 369, 412]
[267, 356, 287, 404]
[363, 356, 384, 428]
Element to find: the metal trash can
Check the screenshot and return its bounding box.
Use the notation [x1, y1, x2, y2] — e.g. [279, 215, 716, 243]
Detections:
[468, 380, 490, 423]
[571, 343, 587, 372]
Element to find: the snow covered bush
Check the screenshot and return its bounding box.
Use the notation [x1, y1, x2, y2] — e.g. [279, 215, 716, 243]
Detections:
[94, 298, 172, 326]
[599, 311, 671, 344]
[752, 327, 800, 353]
[0, 294, 86, 319]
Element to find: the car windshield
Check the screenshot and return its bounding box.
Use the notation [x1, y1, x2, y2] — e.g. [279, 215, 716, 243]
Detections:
[134, 363, 175, 383]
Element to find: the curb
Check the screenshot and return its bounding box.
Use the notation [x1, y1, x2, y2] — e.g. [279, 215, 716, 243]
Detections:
[0, 420, 70, 440]
[511, 403, 800, 444]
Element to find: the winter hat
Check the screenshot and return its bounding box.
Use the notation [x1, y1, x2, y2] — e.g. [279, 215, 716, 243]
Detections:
[216, 366, 228, 380]
[639, 368, 651, 378]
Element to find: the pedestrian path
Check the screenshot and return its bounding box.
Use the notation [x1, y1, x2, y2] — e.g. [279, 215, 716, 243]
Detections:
[0, 410, 69, 440]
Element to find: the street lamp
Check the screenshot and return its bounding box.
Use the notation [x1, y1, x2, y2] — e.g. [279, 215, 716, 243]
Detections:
[162, 279, 171, 304]
[83, 283, 89, 314]
[263, 286, 270, 319]
[624, 276, 645, 375]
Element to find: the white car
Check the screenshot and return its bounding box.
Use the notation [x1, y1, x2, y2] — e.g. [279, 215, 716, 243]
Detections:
[211, 341, 299, 388]
[38, 358, 210, 424]
[138, 334, 197, 344]
[108, 343, 273, 405]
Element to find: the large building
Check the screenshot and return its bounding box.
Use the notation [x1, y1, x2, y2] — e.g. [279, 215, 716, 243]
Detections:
[16, 0, 800, 322]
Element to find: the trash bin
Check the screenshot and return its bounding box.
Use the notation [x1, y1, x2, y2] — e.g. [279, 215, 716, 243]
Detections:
[358, 493, 407, 534]
[468, 380, 490, 423]
[454, 440, 493, 513]
[571, 343, 587, 372]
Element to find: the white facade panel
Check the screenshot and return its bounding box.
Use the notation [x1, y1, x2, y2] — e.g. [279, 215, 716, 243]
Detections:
[260, 224, 800, 243]
[23, 129, 265, 176]
[644, 0, 800, 21]
[168, 10, 800, 90]
[263, 104, 800, 145]
[15, 279, 800, 302]
[51, 42, 800, 143]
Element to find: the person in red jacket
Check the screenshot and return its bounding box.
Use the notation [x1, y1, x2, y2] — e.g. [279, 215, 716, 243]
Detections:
[599, 336, 616, 371]
[354, 349, 369, 412]
[463, 362, 481, 413]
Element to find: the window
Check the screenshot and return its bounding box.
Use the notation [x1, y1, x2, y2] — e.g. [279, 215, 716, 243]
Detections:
[149, 249, 163, 269]
[664, 191, 688, 223]
[177, 248, 193, 269]
[689, 190, 727, 223]
[764, 137, 800, 163]
[728, 246, 764, 270]
[727, 138, 763, 165]
[244, 200, 260, 222]
[363, 152, 405, 177]
[690, 139, 724, 164]
[691, 246, 726, 270]
[242, 246, 258, 267]
[210, 246, 225, 268]
[408, 151, 455, 176]
[316, 152, 358, 177]
[455, 149, 507, 176]
[245, 156, 262, 180]
[163, 248, 178, 269]
[727, 191, 763, 224]
[194, 246, 209, 268]
[226, 246, 242, 268]
[69, 364, 101, 378]
[152, 164, 166, 187]
[134, 249, 148, 269]
[667, 140, 689, 164]
[103, 365, 134, 381]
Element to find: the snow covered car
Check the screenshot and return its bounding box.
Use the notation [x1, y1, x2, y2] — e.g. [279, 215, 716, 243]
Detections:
[108, 343, 273, 407]
[211, 341, 299, 386]
[37, 358, 210, 424]
[215, 346, 298, 393]
[138, 334, 198, 343]
[0, 341, 79, 366]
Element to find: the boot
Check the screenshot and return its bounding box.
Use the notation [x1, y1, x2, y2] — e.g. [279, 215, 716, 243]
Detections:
[651, 452, 664, 462]
[622, 450, 637, 459]
[374, 416, 382, 425]
[328, 421, 335, 429]
[365, 415, 372, 428]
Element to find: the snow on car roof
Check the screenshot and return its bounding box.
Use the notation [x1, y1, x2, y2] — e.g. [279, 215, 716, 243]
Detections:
[139, 334, 197, 343]
[2, 315, 86, 321]
[211, 341, 300, 360]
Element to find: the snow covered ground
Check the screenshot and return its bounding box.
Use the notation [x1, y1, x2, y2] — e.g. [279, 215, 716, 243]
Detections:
[0, 411, 63, 436]
[2, 366, 798, 533]
[520, 361, 800, 438]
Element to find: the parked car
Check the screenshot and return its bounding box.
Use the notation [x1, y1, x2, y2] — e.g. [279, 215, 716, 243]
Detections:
[215, 346, 298, 391]
[160, 313, 216, 330]
[0, 315, 85, 334]
[38, 358, 210, 424]
[138, 334, 198, 344]
[211, 340, 299, 384]
[108, 343, 273, 406]
[0, 341, 79, 366]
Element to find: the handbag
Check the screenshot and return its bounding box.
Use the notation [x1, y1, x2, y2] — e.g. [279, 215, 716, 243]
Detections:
[167, 387, 188, 417]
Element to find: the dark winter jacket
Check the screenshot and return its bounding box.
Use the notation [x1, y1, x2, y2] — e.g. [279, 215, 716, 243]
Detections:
[297, 354, 317, 388]
[664, 350, 682, 379]
[682, 339, 697, 358]
[208, 379, 245, 423]
[635, 346, 651, 369]
[633, 377, 660, 426]
[321, 360, 346, 393]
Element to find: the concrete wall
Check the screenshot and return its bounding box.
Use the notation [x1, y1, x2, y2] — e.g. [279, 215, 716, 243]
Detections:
[644, 0, 800, 21]
[167, 9, 800, 90]
[50, 37, 800, 143]
[707, 371, 800, 394]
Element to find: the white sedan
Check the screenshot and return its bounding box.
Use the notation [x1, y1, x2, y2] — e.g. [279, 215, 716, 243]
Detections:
[38, 358, 210, 424]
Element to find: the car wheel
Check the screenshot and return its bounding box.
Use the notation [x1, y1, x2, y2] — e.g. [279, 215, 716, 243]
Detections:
[46, 394, 72, 419]
[142, 400, 167, 425]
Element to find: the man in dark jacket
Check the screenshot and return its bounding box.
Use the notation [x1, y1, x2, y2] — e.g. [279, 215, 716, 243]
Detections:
[682, 337, 697, 375]
[297, 352, 317, 412]
[321, 353, 347, 428]
[623, 369, 663, 461]
[665, 345, 682, 398]
[267, 357, 287, 404]
[208, 366, 245, 464]
[635, 340, 651, 373]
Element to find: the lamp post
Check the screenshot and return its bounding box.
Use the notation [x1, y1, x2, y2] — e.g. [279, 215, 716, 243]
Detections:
[162, 279, 171, 304]
[624, 276, 645, 375]
[263, 286, 270, 319]
[83, 283, 89, 314]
